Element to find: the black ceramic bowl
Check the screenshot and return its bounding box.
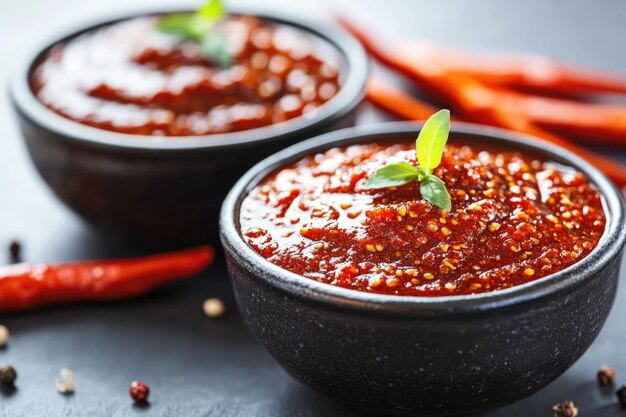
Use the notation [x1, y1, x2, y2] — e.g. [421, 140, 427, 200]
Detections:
[221, 122, 626, 416]
[9, 7, 367, 243]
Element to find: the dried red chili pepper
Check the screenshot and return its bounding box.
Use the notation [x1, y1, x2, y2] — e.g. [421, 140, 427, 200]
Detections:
[366, 77, 438, 121]
[337, 15, 626, 96]
[0, 246, 214, 312]
[519, 97, 626, 146]
[365, 75, 626, 187]
[343, 16, 626, 186]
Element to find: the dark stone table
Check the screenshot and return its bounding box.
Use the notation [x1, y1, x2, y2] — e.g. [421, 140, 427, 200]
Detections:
[1, 0, 625, 415]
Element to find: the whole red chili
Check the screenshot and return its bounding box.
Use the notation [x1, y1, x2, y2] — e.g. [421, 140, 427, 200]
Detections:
[338, 15, 626, 187]
[0, 246, 213, 312]
[338, 15, 626, 96]
[129, 381, 150, 403]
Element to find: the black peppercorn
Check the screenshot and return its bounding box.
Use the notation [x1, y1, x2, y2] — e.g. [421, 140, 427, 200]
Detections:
[0, 365, 17, 386]
[552, 400, 578, 417]
[617, 385, 626, 408]
[598, 365, 616, 386]
[8, 241, 21, 262]
[129, 380, 149, 403]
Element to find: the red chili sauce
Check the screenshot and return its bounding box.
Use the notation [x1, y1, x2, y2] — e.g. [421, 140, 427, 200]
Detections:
[30, 15, 341, 136]
[240, 142, 606, 296]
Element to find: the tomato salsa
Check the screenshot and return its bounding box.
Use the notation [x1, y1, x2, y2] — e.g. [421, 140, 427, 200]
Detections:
[240, 142, 606, 296]
[30, 15, 341, 136]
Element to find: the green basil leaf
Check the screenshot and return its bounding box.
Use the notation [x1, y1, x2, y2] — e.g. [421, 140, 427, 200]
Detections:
[201, 31, 232, 68]
[416, 109, 450, 171]
[363, 162, 420, 189]
[157, 13, 195, 37]
[187, 14, 215, 40]
[158, 13, 209, 41]
[157, 0, 232, 68]
[419, 175, 451, 211]
[417, 168, 430, 182]
[198, 0, 225, 21]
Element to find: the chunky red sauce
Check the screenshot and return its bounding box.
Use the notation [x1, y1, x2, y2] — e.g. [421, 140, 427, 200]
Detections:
[30, 15, 341, 136]
[240, 142, 606, 296]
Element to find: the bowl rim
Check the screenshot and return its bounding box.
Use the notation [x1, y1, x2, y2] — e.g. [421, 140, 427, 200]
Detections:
[8, 5, 368, 152]
[220, 121, 626, 317]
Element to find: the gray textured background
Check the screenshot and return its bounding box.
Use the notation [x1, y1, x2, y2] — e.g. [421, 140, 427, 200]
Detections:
[1, 0, 625, 416]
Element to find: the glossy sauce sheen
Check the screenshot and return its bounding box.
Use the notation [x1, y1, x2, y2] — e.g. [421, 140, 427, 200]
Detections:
[30, 16, 341, 136]
[240, 142, 606, 296]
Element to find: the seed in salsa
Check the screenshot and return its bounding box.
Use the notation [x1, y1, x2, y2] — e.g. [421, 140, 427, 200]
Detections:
[240, 142, 606, 296]
[30, 15, 341, 136]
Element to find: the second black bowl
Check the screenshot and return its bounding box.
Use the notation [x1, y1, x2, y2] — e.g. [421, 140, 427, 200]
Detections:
[9, 7, 368, 243]
[221, 122, 626, 416]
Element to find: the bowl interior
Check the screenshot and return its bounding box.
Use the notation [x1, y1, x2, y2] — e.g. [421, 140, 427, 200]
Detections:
[11, 6, 368, 151]
[221, 121, 626, 316]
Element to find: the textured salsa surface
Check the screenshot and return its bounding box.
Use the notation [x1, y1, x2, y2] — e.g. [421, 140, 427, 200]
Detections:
[240, 142, 606, 296]
[30, 15, 340, 136]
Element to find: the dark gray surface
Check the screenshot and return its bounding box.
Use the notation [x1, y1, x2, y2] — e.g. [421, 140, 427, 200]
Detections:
[1, 0, 626, 416]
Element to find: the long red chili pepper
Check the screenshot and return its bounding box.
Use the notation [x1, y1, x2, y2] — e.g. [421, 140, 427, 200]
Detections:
[367, 77, 470, 123]
[435, 74, 626, 187]
[435, 77, 626, 186]
[366, 75, 626, 187]
[366, 77, 438, 121]
[397, 41, 626, 96]
[339, 16, 626, 145]
[461, 82, 626, 146]
[338, 15, 626, 96]
[0, 246, 214, 312]
[513, 96, 626, 145]
[340, 17, 626, 186]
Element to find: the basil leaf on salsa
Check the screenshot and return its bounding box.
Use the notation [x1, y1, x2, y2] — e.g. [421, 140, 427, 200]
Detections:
[201, 31, 232, 68]
[198, 0, 225, 20]
[364, 109, 452, 211]
[157, 0, 231, 67]
[419, 175, 451, 211]
[416, 109, 450, 172]
[363, 162, 421, 189]
[157, 14, 199, 39]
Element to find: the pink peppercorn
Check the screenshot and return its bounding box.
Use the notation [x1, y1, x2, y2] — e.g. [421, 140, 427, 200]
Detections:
[129, 380, 150, 403]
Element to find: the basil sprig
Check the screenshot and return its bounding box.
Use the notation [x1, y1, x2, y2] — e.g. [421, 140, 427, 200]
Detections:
[157, 0, 231, 68]
[364, 109, 452, 211]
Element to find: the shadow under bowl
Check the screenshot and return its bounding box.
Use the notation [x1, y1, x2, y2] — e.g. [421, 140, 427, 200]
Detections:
[9, 6, 368, 244]
[220, 122, 626, 416]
